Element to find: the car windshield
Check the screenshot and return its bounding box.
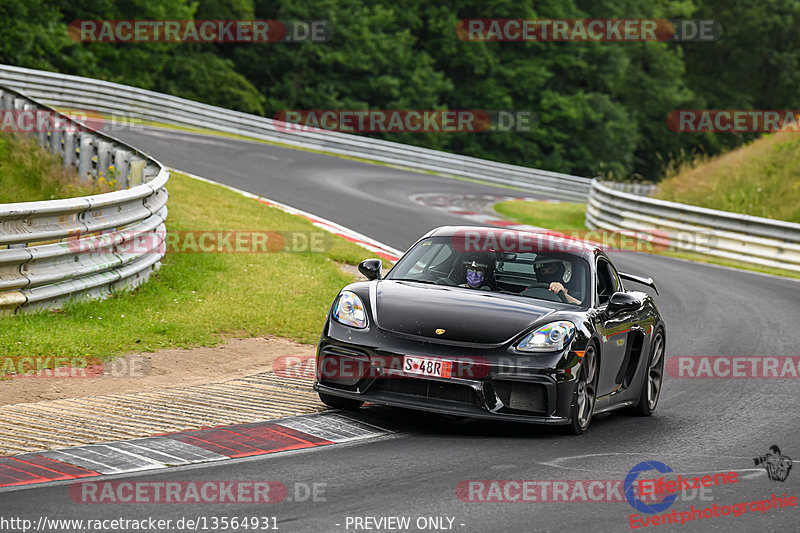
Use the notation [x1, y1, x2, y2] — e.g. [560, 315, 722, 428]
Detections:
[386, 235, 589, 306]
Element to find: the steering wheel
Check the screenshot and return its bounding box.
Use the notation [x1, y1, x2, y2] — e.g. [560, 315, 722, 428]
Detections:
[435, 277, 458, 286]
[524, 283, 569, 303]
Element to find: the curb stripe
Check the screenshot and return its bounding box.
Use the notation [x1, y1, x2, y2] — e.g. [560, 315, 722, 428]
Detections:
[276, 412, 396, 443]
[231, 423, 333, 446]
[37, 447, 165, 475]
[0, 411, 395, 489]
[169, 427, 317, 458]
[0, 458, 94, 486]
[10, 456, 97, 478]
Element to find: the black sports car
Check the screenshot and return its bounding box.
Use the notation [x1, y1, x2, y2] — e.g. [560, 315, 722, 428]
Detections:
[314, 226, 665, 434]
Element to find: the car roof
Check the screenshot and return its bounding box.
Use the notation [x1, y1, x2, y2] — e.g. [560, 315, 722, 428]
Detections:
[422, 225, 603, 262]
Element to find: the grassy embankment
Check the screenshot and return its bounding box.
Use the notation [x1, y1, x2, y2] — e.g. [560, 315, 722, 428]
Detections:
[656, 130, 799, 223]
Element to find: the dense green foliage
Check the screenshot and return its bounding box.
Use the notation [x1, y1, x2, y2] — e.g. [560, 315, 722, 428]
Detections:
[2, 0, 797, 181]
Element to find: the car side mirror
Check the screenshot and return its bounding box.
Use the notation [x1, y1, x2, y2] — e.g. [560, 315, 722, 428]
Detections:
[358, 259, 383, 280]
[607, 291, 640, 313]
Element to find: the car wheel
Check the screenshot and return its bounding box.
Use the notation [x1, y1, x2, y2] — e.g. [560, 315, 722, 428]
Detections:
[566, 342, 598, 435]
[319, 392, 364, 411]
[631, 328, 665, 416]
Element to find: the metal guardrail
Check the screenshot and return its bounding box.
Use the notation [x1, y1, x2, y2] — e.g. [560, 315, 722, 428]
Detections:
[586, 180, 800, 272]
[0, 64, 591, 201]
[600, 181, 657, 197]
[0, 86, 169, 315]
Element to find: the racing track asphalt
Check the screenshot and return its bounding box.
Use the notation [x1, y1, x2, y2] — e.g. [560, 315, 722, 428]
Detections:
[1, 127, 798, 532]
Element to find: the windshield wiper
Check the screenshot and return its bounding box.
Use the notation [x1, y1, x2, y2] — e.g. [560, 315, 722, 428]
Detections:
[392, 278, 438, 285]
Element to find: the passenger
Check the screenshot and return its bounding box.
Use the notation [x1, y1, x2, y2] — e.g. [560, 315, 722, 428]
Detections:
[461, 258, 494, 291]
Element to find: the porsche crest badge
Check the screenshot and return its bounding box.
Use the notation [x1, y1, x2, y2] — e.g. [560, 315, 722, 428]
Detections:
[435, 329, 445, 335]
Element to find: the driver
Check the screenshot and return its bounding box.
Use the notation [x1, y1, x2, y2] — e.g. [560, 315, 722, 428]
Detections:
[535, 261, 582, 304]
[461, 257, 494, 291]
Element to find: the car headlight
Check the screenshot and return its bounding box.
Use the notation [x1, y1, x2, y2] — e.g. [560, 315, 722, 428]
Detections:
[517, 321, 576, 352]
[333, 291, 367, 328]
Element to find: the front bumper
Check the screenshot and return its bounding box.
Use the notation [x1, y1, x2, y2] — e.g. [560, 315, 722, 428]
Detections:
[314, 321, 585, 425]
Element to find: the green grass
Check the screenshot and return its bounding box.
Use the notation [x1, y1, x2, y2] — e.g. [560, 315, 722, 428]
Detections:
[494, 199, 800, 280]
[656, 131, 800, 223]
[0, 133, 113, 203]
[0, 171, 380, 360]
[494, 199, 587, 230]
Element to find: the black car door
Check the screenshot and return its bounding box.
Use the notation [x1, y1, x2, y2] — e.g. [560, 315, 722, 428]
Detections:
[594, 258, 641, 399]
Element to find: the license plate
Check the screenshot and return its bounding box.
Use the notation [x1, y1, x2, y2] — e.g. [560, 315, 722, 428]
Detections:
[403, 356, 452, 378]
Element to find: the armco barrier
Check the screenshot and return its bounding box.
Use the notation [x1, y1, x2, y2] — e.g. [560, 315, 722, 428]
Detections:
[586, 180, 800, 272]
[0, 64, 590, 201]
[0, 86, 169, 315]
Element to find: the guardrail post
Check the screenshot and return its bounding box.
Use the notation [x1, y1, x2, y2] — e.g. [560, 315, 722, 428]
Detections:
[21, 103, 39, 142]
[96, 140, 113, 184]
[20, 102, 48, 146]
[78, 132, 96, 182]
[62, 130, 77, 168]
[128, 156, 145, 186]
[113, 148, 131, 187]
[49, 118, 64, 158]
[37, 118, 48, 148]
[143, 163, 160, 184]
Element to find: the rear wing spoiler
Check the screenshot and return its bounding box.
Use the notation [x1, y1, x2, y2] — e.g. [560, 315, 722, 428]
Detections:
[618, 272, 659, 295]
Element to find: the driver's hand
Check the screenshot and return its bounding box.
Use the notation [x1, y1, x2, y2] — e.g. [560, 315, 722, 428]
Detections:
[549, 282, 566, 295]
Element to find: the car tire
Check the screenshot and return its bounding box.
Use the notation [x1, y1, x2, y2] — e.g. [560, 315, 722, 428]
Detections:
[630, 328, 665, 416]
[565, 342, 599, 435]
[319, 392, 364, 411]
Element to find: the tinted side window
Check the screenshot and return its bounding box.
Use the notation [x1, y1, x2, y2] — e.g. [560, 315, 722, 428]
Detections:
[596, 259, 619, 305]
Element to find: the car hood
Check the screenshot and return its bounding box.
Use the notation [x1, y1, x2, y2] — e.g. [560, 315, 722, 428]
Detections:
[372, 281, 556, 345]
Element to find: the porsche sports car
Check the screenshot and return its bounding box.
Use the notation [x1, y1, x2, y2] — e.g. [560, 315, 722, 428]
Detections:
[314, 226, 665, 434]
